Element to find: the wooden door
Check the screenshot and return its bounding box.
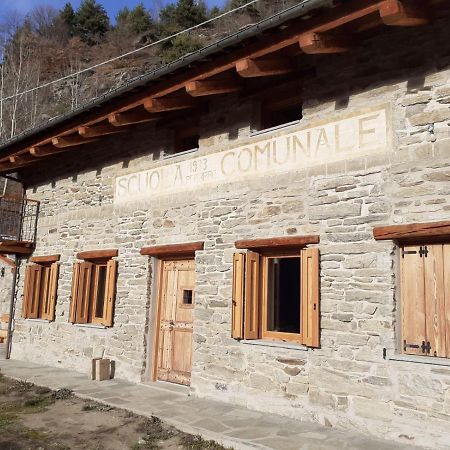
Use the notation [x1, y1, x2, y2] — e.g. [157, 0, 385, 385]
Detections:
[156, 259, 195, 386]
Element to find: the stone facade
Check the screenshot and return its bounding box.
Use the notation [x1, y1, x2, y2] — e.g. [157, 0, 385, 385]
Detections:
[7, 17, 450, 449]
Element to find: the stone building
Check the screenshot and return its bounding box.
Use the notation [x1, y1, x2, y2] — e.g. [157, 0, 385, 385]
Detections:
[0, 1, 449, 448]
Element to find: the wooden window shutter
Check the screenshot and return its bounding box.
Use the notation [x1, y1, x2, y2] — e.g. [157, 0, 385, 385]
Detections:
[444, 245, 450, 358]
[69, 263, 81, 323]
[103, 259, 118, 327]
[244, 251, 260, 340]
[232, 253, 245, 339]
[44, 263, 59, 321]
[28, 265, 42, 319]
[76, 262, 93, 324]
[301, 247, 320, 348]
[22, 265, 34, 318]
[401, 245, 426, 355]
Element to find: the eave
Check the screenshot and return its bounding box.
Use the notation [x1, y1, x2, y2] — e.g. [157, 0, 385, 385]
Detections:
[0, 0, 446, 175]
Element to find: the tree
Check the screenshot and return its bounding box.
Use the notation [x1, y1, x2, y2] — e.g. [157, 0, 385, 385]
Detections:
[116, 3, 153, 36]
[75, 0, 110, 45]
[60, 3, 77, 37]
[160, 0, 208, 31]
[228, 0, 260, 20]
[161, 33, 203, 63]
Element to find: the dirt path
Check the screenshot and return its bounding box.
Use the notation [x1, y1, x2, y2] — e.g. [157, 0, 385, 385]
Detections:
[0, 372, 228, 450]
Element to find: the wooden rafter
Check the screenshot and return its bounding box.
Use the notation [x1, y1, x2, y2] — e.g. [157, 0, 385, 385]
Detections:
[186, 78, 241, 96]
[30, 144, 63, 157]
[380, 0, 429, 26]
[79, 124, 126, 138]
[52, 135, 97, 148]
[8, 154, 35, 167]
[108, 107, 158, 126]
[0, 0, 441, 174]
[299, 32, 351, 54]
[143, 96, 197, 113]
[236, 57, 294, 78]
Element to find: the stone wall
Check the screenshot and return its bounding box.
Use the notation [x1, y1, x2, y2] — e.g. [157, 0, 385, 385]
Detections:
[9, 16, 450, 449]
[0, 266, 12, 316]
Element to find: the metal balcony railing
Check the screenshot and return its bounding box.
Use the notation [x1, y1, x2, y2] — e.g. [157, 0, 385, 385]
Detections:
[0, 196, 40, 245]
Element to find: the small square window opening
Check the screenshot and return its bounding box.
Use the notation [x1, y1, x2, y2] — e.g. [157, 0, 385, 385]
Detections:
[183, 289, 193, 305]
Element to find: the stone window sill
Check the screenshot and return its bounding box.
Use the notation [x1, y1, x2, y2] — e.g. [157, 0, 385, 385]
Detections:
[240, 339, 308, 351]
[388, 353, 450, 367]
[74, 323, 107, 330]
[25, 319, 52, 324]
[250, 120, 301, 138]
[163, 147, 198, 160]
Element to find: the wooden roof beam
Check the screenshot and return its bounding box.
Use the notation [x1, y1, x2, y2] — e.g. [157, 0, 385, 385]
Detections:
[186, 78, 241, 97]
[79, 124, 127, 138]
[236, 57, 294, 78]
[143, 96, 198, 113]
[299, 32, 351, 54]
[108, 107, 159, 127]
[30, 144, 63, 157]
[9, 154, 34, 165]
[52, 135, 97, 148]
[380, 0, 429, 26]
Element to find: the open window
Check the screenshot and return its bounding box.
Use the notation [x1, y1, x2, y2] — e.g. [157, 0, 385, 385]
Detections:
[232, 242, 320, 347]
[174, 126, 199, 155]
[69, 250, 118, 327]
[22, 255, 60, 321]
[257, 94, 302, 132]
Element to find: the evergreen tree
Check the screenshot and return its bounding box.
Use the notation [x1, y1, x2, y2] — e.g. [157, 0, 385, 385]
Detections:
[229, 0, 260, 20]
[75, 0, 110, 45]
[61, 3, 77, 37]
[160, 0, 208, 31]
[116, 3, 153, 36]
[162, 33, 203, 63]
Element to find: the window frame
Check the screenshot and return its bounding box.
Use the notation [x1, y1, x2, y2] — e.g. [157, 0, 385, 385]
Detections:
[232, 242, 320, 348]
[69, 254, 117, 327]
[260, 252, 303, 344]
[255, 94, 303, 134]
[399, 242, 450, 359]
[22, 258, 59, 322]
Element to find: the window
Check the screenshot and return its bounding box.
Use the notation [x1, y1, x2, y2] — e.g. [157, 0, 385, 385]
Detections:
[232, 247, 320, 346]
[174, 126, 199, 154]
[400, 244, 450, 358]
[259, 95, 302, 131]
[22, 258, 59, 321]
[69, 253, 118, 326]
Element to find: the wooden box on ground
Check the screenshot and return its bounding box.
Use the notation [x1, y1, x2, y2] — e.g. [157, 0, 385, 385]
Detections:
[91, 358, 111, 381]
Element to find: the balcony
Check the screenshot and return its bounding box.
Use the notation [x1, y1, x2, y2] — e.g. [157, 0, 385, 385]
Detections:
[0, 196, 40, 255]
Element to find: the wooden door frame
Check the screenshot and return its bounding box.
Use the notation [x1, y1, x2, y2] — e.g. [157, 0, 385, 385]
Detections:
[151, 256, 195, 383]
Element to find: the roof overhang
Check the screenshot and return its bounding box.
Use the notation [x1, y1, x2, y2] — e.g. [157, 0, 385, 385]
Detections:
[0, 0, 445, 175]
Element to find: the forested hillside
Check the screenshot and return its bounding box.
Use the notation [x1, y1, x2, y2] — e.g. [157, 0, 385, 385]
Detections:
[0, 0, 298, 144]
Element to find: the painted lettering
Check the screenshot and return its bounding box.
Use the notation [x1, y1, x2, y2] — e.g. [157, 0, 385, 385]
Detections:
[359, 113, 379, 148]
[238, 148, 253, 172]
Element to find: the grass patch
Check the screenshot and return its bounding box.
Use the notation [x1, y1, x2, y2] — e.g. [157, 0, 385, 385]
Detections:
[130, 437, 160, 450]
[181, 435, 229, 450]
[23, 394, 55, 409]
[82, 401, 113, 412]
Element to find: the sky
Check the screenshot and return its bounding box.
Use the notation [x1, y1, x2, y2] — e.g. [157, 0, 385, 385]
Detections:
[5, 0, 227, 21]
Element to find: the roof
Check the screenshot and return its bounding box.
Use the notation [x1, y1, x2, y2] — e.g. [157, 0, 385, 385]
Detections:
[0, 0, 441, 173]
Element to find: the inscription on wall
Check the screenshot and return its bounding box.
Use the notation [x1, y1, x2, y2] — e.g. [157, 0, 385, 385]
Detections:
[115, 107, 389, 204]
